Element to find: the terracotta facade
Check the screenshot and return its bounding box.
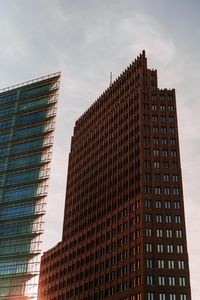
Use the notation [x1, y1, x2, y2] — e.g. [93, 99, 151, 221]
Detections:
[38, 51, 191, 300]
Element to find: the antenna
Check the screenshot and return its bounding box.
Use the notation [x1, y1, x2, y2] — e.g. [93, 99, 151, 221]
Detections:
[109, 72, 113, 86]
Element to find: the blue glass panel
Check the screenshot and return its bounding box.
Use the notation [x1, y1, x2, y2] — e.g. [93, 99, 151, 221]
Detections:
[0, 119, 12, 130]
[15, 110, 47, 126]
[1, 186, 37, 202]
[0, 260, 28, 275]
[4, 169, 40, 185]
[0, 146, 8, 156]
[0, 221, 33, 237]
[13, 124, 45, 139]
[18, 97, 49, 112]
[0, 93, 17, 105]
[0, 133, 10, 143]
[0, 204, 35, 220]
[8, 153, 41, 169]
[0, 107, 15, 117]
[20, 84, 51, 98]
[10, 139, 43, 154]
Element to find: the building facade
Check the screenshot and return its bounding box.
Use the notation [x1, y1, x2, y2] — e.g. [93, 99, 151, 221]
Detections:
[38, 51, 191, 300]
[0, 73, 60, 299]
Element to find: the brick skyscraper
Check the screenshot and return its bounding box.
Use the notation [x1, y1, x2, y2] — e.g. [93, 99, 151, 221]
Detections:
[38, 51, 191, 300]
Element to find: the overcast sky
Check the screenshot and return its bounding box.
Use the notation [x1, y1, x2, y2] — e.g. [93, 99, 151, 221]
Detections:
[0, 0, 199, 298]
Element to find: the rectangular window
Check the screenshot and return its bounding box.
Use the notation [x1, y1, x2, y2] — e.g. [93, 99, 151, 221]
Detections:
[175, 215, 181, 223]
[155, 187, 161, 195]
[156, 215, 162, 223]
[147, 259, 153, 269]
[166, 215, 172, 223]
[169, 277, 175, 286]
[146, 228, 152, 237]
[176, 230, 182, 238]
[177, 245, 184, 253]
[158, 276, 165, 285]
[157, 229, 163, 238]
[158, 260, 164, 269]
[147, 275, 153, 285]
[154, 161, 160, 168]
[166, 229, 173, 238]
[178, 260, 185, 269]
[169, 294, 176, 300]
[179, 277, 186, 287]
[147, 293, 154, 300]
[157, 244, 164, 253]
[165, 201, 171, 209]
[159, 294, 166, 300]
[156, 200, 162, 208]
[168, 260, 175, 269]
[167, 244, 174, 253]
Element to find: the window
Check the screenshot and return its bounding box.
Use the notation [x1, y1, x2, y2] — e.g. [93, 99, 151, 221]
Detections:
[153, 137, 159, 144]
[147, 275, 153, 285]
[170, 127, 175, 133]
[157, 244, 164, 253]
[171, 150, 177, 157]
[147, 293, 154, 300]
[180, 295, 187, 300]
[146, 228, 152, 237]
[161, 138, 167, 145]
[154, 161, 160, 168]
[169, 294, 176, 300]
[152, 105, 157, 111]
[173, 188, 179, 195]
[166, 215, 172, 223]
[152, 126, 158, 133]
[167, 244, 174, 253]
[178, 260, 185, 269]
[179, 277, 186, 286]
[168, 105, 174, 111]
[152, 115, 158, 122]
[159, 294, 166, 300]
[160, 105, 165, 111]
[164, 187, 170, 195]
[145, 199, 151, 208]
[157, 229, 163, 238]
[176, 230, 182, 238]
[165, 201, 171, 209]
[162, 150, 168, 157]
[168, 260, 174, 269]
[163, 174, 169, 182]
[158, 276, 165, 285]
[147, 259, 153, 269]
[169, 277, 175, 286]
[169, 116, 174, 123]
[153, 149, 159, 156]
[158, 260, 164, 269]
[156, 215, 162, 223]
[160, 115, 166, 122]
[145, 214, 152, 222]
[156, 200, 162, 208]
[175, 215, 181, 223]
[161, 127, 167, 134]
[166, 229, 173, 238]
[155, 187, 161, 195]
[177, 245, 184, 253]
[146, 243, 152, 252]
[172, 175, 178, 182]
[170, 138, 176, 145]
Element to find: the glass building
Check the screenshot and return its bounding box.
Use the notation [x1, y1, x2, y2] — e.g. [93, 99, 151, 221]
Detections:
[0, 73, 60, 299]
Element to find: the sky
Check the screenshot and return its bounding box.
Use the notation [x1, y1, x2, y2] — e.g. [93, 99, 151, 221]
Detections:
[0, 0, 199, 298]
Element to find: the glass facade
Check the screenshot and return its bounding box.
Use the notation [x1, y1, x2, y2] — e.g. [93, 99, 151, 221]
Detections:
[0, 73, 60, 299]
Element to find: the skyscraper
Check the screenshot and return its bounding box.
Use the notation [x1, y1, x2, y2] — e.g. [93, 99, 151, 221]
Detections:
[38, 51, 191, 300]
[0, 73, 60, 299]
